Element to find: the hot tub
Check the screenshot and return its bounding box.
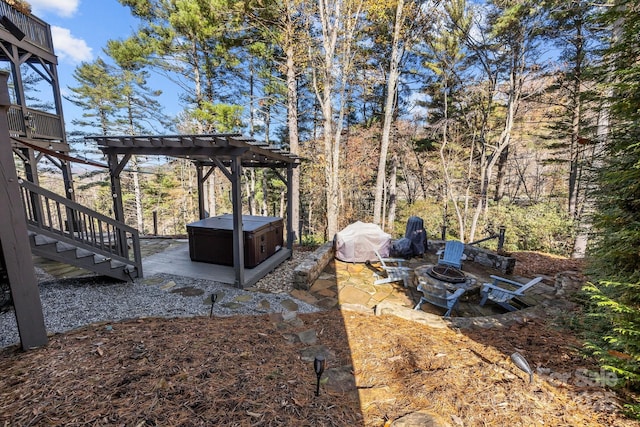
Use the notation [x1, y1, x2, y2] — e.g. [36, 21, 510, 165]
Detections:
[187, 214, 284, 268]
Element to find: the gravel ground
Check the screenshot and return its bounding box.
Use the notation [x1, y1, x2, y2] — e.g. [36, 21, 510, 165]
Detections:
[0, 251, 318, 349]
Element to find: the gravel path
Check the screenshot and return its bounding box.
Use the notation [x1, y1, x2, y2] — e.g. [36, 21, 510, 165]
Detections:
[0, 251, 318, 349]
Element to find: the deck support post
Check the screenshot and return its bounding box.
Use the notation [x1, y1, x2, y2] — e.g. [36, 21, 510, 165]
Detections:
[0, 71, 47, 350]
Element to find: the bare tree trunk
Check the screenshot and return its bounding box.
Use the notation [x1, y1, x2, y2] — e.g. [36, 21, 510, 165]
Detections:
[387, 154, 398, 233]
[243, 169, 256, 215]
[261, 172, 268, 216]
[131, 155, 144, 234]
[285, 24, 300, 242]
[313, 0, 362, 239]
[308, 200, 314, 236]
[469, 45, 524, 241]
[373, 0, 404, 226]
[568, 18, 584, 219]
[493, 145, 509, 202]
[207, 171, 216, 217]
[279, 189, 286, 218]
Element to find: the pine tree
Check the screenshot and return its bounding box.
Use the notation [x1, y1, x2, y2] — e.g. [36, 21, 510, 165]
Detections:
[584, 1, 640, 417]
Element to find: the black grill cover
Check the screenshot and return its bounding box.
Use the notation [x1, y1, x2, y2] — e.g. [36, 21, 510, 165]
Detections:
[405, 216, 426, 256]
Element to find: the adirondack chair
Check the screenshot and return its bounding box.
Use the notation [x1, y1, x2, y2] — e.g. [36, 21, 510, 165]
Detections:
[479, 275, 544, 312]
[373, 250, 412, 288]
[414, 280, 466, 317]
[437, 240, 466, 269]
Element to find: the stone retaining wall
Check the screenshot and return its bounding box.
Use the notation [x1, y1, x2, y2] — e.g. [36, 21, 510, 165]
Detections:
[293, 239, 515, 290]
[293, 241, 335, 290]
[430, 240, 516, 275]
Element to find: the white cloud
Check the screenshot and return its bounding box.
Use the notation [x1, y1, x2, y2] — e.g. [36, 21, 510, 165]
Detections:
[51, 26, 92, 64]
[28, 0, 80, 17]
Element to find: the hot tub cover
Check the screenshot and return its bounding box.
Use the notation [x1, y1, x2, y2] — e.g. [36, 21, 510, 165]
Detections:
[335, 221, 392, 262]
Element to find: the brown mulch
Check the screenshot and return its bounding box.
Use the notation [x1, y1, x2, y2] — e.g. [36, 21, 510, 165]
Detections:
[1, 253, 637, 426]
[511, 251, 587, 278]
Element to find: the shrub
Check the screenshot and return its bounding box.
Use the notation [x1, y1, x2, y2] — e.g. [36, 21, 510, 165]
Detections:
[396, 200, 575, 255]
[484, 202, 575, 255]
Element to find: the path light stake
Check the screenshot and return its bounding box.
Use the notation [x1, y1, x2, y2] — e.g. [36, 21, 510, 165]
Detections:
[314, 355, 326, 396]
[209, 293, 218, 318]
[511, 352, 534, 384]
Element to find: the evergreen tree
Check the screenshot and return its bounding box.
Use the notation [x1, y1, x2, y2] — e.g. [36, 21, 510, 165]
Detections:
[584, 1, 640, 417]
[105, 38, 174, 233]
[66, 58, 122, 135]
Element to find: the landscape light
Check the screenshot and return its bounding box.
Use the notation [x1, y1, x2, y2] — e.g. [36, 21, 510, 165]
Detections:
[511, 352, 534, 383]
[314, 355, 326, 396]
[209, 293, 218, 317]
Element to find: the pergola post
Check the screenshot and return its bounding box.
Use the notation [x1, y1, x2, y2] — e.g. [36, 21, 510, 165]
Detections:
[230, 155, 245, 288]
[196, 163, 205, 220]
[286, 164, 294, 249]
[0, 71, 47, 349]
[107, 152, 131, 258]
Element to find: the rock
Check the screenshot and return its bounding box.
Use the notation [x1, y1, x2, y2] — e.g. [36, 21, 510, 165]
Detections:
[258, 299, 271, 309]
[281, 299, 299, 312]
[297, 329, 317, 345]
[374, 301, 448, 329]
[234, 294, 253, 303]
[221, 302, 243, 309]
[170, 286, 204, 296]
[323, 365, 356, 394]
[159, 280, 176, 290]
[290, 289, 318, 305]
[299, 345, 333, 362]
[281, 310, 298, 322]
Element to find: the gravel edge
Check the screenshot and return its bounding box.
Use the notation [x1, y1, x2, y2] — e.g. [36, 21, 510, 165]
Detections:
[0, 251, 318, 349]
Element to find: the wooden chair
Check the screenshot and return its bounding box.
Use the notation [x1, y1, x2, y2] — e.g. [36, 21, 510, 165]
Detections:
[479, 275, 543, 312]
[373, 250, 411, 288]
[414, 280, 466, 317]
[437, 240, 466, 270]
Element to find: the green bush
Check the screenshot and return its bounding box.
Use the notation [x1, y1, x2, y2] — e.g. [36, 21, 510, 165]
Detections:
[394, 198, 450, 240]
[484, 202, 575, 255]
[396, 199, 575, 255]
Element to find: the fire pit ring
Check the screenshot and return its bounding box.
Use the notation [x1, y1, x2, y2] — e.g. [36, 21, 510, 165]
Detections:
[426, 265, 467, 283]
[413, 264, 479, 294]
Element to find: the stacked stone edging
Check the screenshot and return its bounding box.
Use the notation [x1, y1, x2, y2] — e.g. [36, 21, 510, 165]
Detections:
[293, 241, 335, 290]
[431, 240, 516, 274]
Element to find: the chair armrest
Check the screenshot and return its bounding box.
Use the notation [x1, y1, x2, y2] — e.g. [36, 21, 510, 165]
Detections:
[489, 275, 526, 289]
[481, 282, 521, 296]
[450, 288, 466, 299]
[382, 256, 407, 264]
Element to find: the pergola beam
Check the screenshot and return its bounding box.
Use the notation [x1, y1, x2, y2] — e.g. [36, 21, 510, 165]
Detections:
[89, 133, 300, 289]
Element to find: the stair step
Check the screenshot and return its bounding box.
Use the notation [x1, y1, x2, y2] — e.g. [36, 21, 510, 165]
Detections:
[34, 234, 58, 246]
[111, 260, 127, 269]
[93, 254, 112, 264]
[56, 241, 77, 253]
[75, 248, 95, 259]
[29, 231, 139, 282]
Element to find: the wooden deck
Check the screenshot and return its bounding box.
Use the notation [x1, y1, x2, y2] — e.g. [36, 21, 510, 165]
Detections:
[34, 237, 292, 289]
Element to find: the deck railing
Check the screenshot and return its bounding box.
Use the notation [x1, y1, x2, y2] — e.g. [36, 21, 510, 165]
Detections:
[18, 179, 143, 276]
[8, 106, 64, 140]
[0, 2, 53, 53]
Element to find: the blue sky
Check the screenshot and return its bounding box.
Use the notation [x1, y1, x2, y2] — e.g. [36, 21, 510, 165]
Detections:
[28, 0, 180, 134]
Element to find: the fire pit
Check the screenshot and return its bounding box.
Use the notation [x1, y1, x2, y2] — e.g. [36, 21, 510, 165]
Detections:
[414, 264, 479, 294]
[426, 264, 467, 283]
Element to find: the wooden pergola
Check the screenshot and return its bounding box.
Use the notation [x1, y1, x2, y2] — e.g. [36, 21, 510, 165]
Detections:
[87, 134, 301, 289]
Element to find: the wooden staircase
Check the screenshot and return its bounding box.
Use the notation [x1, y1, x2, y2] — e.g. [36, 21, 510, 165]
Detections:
[19, 179, 142, 282]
